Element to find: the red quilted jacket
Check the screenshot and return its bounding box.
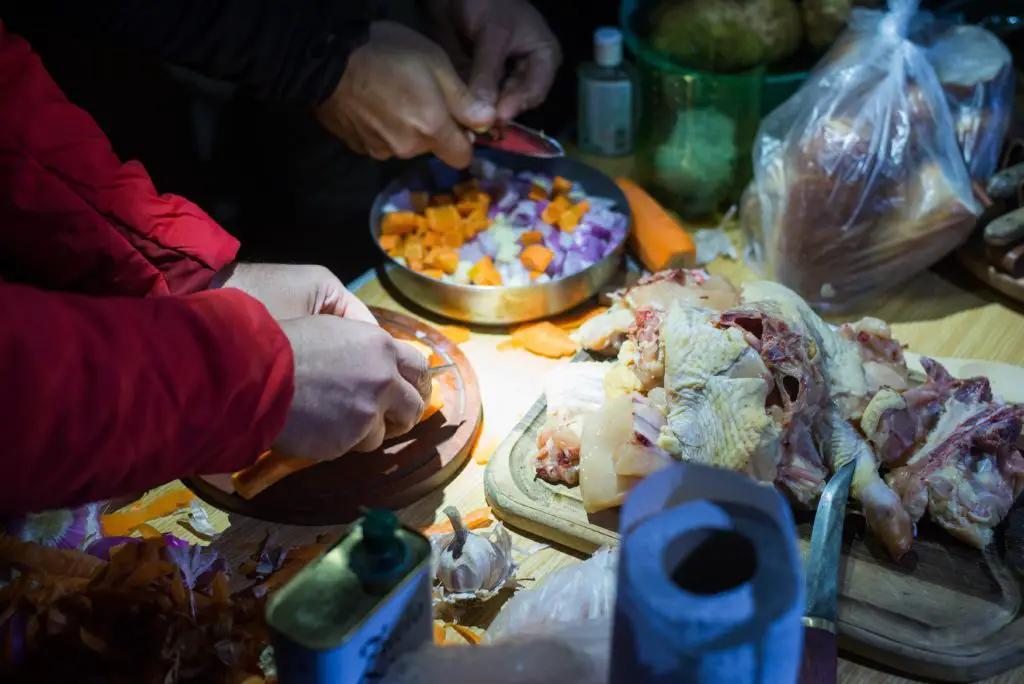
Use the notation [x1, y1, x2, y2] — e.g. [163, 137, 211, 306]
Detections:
[0, 23, 294, 514]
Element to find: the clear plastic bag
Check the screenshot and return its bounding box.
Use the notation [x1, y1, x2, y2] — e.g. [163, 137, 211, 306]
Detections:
[742, 0, 1012, 311]
[484, 547, 617, 642]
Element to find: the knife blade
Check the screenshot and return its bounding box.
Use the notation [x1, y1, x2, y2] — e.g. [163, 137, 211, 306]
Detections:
[428, 363, 456, 376]
[471, 121, 565, 158]
[798, 424, 863, 684]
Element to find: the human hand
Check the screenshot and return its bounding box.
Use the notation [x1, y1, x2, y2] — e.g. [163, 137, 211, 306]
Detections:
[274, 316, 432, 459]
[426, 0, 561, 122]
[214, 262, 376, 324]
[316, 21, 494, 169]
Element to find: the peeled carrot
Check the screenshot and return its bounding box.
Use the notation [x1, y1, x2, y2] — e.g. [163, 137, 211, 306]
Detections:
[520, 244, 554, 272]
[421, 379, 445, 422]
[232, 452, 318, 500]
[379, 234, 400, 253]
[422, 268, 444, 279]
[420, 507, 493, 537]
[510, 321, 577, 358]
[437, 325, 471, 344]
[101, 489, 196, 537]
[551, 305, 609, 330]
[552, 176, 573, 195]
[615, 177, 696, 272]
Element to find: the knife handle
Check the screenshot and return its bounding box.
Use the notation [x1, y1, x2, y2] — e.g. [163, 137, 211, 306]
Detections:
[797, 624, 838, 684]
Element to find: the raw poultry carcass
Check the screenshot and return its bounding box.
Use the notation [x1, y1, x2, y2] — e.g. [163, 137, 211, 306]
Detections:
[534, 362, 611, 487]
[539, 269, 1023, 558]
[573, 269, 739, 356]
[863, 359, 1024, 549]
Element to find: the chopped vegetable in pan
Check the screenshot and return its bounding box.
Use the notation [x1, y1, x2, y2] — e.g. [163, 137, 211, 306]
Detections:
[379, 160, 629, 287]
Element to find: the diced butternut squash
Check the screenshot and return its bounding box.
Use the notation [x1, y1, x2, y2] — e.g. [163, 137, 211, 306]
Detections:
[520, 230, 543, 246]
[435, 248, 461, 274]
[407, 257, 425, 272]
[441, 229, 464, 249]
[469, 256, 502, 286]
[379, 234, 401, 253]
[520, 244, 554, 272]
[381, 211, 419, 235]
[552, 176, 573, 195]
[529, 270, 545, 281]
[426, 205, 460, 232]
[527, 185, 549, 202]
[403, 237, 425, 261]
[541, 195, 570, 224]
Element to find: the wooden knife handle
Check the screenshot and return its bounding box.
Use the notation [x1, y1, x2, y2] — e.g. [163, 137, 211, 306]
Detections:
[797, 625, 838, 684]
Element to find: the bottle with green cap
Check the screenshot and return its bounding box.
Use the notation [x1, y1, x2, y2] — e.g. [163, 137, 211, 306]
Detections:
[266, 509, 434, 684]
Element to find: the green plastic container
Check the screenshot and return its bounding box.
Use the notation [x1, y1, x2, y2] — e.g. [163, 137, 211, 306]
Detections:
[620, 0, 809, 221]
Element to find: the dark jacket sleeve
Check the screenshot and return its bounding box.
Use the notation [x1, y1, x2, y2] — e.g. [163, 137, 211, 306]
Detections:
[3, 0, 373, 106]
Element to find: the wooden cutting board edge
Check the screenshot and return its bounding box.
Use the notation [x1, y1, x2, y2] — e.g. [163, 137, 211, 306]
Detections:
[483, 353, 1024, 682]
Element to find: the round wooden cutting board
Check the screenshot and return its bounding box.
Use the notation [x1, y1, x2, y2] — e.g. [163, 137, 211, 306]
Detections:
[184, 307, 482, 525]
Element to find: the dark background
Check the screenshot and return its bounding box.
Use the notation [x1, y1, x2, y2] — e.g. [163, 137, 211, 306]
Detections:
[4, 0, 1017, 281]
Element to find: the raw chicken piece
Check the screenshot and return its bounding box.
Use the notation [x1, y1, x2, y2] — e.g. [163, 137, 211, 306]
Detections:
[535, 362, 612, 486]
[872, 358, 1024, 549]
[605, 307, 666, 399]
[716, 307, 831, 506]
[658, 304, 780, 483]
[861, 358, 991, 466]
[739, 280, 880, 419]
[578, 394, 673, 513]
[574, 269, 738, 355]
[837, 317, 909, 393]
[830, 410, 915, 559]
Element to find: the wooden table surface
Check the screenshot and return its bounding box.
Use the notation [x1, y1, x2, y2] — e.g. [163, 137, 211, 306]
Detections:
[144, 150, 1024, 684]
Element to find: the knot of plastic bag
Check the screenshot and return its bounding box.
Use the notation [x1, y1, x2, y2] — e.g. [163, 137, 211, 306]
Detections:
[880, 0, 918, 40]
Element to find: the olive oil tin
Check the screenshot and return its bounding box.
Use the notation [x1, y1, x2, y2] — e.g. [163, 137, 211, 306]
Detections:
[266, 510, 433, 684]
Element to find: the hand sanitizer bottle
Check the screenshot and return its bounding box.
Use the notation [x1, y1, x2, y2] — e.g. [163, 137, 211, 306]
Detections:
[577, 27, 638, 157]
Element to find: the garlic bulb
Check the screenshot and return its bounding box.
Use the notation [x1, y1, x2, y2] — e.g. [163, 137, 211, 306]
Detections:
[433, 507, 516, 604]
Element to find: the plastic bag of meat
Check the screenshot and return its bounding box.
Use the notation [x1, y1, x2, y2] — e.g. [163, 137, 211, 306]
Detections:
[741, 0, 1012, 312]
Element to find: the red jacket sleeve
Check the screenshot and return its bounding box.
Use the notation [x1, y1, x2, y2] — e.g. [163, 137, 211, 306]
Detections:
[0, 22, 238, 297]
[0, 283, 295, 516]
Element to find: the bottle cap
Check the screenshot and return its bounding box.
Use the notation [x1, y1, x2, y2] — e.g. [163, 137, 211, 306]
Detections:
[594, 27, 623, 68]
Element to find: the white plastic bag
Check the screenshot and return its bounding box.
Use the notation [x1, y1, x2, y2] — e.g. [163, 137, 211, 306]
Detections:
[742, 0, 1011, 311]
[484, 547, 618, 642]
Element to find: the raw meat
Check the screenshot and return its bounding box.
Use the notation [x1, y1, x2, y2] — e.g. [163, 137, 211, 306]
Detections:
[547, 269, 1024, 557]
[574, 269, 738, 355]
[535, 362, 612, 486]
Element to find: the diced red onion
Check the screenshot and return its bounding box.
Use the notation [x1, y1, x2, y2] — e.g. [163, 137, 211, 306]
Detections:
[476, 232, 498, 258]
[496, 189, 520, 213]
[546, 245, 567, 276]
[459, 239, 486, 264]
[562, 251, 594, 276]
[386, 190, 414, 212]
[509, 200, 538, 226]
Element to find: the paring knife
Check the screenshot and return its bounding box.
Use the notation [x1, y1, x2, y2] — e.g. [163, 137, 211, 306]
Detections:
[798, 455, 857, 684]
[428, 363, 456, 376]
[471, 121, 565, 158]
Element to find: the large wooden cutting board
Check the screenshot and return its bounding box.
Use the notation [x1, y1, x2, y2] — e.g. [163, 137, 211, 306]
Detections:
[484, 353, 1024, 683]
